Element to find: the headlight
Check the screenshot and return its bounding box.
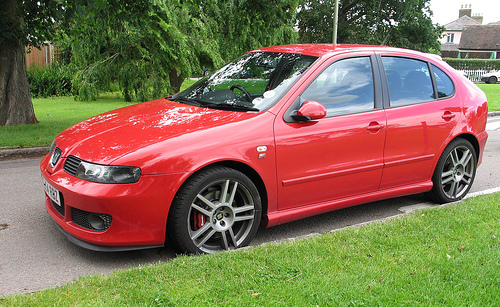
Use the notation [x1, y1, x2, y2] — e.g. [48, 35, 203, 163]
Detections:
[75, 161, 141, 184]
[48, 140, 62, 168]
[49, 140, 57, 155]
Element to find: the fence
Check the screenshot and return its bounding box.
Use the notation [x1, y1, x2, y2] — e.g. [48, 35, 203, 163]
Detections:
[459, 69, 490, 82]
[25, 45, 54, 68]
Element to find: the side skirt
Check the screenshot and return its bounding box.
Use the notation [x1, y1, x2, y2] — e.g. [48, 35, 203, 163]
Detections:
[263, 181, 433, 228]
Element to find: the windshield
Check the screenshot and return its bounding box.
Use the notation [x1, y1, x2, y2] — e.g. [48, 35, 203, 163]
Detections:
[171, 52, 318, 112]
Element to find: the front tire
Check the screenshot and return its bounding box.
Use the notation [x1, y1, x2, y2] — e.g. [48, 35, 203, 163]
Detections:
[488, 76, 497, 84]
[168, 167, 262, 254]
[427, 138, 477, 204]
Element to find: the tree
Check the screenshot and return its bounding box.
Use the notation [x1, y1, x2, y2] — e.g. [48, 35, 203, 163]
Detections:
[200, 0, 300, 61]
[1, 0, 302, 121]
[0, 0, 66, 126]
[69, 0, 301, 102]
[66, 0, 225, 102]
[297, 0, 443, 52]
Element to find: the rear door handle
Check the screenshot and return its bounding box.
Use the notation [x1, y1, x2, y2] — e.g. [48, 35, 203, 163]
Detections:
[442, 112, 456, 120]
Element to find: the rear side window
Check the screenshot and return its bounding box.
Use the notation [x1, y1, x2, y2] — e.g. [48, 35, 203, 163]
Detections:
[300, 57, 375, 117]
[432, 64, 455, 98]
[382, 57, 434, 107]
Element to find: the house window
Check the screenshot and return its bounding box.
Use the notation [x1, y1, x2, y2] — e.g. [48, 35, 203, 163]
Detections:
[446, 33, 455, 43]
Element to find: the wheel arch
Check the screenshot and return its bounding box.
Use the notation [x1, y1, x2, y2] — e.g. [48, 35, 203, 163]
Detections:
[430, 132, 480, 185]
[206, 161, 269, 218]
[168, 160, 269, 223]
[454, 133, 480, 161]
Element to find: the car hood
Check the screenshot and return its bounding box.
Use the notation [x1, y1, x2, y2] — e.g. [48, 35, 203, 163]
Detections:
[56, 98, 258, 165]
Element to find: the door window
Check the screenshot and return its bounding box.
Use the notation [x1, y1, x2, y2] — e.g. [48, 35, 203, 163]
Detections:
[432, 64, 455, 98]
[300, 57, 375, 117]
[382, 57, 434, 107]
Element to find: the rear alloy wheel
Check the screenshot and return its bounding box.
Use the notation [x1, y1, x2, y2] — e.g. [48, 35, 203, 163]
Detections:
[428, 138, 477, 203]
[168, 167, 261, 254]
[488, 76, 497, 84]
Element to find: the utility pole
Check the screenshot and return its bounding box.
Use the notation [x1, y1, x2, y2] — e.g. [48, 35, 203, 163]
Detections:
[332, 0, 339, 44]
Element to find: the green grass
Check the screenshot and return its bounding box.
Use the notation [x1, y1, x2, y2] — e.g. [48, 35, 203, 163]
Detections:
[477, 83, 500, 111]
[0, 93, 136, 148]
[2, 192, 500, 305]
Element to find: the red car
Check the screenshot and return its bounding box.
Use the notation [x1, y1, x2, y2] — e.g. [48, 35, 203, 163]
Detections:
[41, 44, 488, 254]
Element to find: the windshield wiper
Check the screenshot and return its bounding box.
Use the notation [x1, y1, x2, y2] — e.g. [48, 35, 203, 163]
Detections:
[204, 103, 259, 112]
[170, 97, 203, 106]
[172, 97, 259, 112]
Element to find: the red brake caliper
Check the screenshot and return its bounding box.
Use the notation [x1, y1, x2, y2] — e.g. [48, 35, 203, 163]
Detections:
[193, 202, 206, 230]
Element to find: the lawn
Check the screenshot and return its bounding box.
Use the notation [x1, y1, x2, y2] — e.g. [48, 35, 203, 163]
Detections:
[0, 80, 498, 149]
[477, 83, 500, 111]
[0, 93, 136, 148]
[2, 192, 500, 305]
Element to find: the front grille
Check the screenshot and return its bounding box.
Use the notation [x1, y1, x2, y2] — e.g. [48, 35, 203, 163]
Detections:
[71, 207, 112, 231]
[51, 195, 65, 217]
[64, 155, 82, 175]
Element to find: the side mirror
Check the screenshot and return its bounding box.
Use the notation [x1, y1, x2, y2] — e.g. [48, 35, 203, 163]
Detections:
[291, 100, 327, 121]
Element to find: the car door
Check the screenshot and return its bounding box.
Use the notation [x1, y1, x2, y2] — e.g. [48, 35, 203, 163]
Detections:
[274, 55, 387, 214]
[378, 55, 461, 190]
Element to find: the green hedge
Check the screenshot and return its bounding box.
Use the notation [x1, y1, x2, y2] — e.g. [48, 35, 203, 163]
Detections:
[27, 65, 73, 98]
[444, 58, 500, 71]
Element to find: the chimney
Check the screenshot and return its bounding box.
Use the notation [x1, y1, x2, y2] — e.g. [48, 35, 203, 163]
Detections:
[459, 4, 472, 18]
[472, 13, 483, 24]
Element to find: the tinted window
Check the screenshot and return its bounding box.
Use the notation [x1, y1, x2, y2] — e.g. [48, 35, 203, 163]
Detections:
[382, 57, 434, 107]
[301, 57, 375, 116]
[432, 64, 455, 98]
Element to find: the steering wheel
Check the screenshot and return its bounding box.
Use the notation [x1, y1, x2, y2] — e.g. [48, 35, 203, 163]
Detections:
[230, 84, 252, 102]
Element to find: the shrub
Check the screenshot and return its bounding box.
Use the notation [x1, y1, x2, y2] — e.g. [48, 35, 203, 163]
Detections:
[27, 65, 73, 98]
[444, 58, 500, 71]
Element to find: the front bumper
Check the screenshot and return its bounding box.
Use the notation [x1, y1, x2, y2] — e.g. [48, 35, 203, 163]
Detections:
[40, 154, 186, 250]
[51, 220, 163, 252]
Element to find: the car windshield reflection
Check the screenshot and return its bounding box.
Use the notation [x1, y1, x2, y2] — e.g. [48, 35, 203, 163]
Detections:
[172, 52, 318, 112]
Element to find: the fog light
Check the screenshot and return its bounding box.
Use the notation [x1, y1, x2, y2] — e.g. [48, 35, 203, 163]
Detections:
[88, 213, 107, 231]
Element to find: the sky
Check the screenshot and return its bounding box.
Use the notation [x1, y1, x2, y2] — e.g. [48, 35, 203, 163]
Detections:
[429, 0, 500, 26]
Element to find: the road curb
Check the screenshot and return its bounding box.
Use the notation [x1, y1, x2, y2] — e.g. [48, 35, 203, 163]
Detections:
[0, 146, 50, 161]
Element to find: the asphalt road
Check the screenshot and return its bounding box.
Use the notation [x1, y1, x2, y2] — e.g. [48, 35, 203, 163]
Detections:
[1, 117, 499, 297]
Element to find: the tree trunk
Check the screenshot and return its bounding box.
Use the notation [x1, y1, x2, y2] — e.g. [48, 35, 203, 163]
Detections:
[0, 39, 38, 126]
[169, 68, 185, 94]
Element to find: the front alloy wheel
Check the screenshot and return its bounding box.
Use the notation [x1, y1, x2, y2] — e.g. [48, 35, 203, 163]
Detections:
[168, 167, 261, 254]
[428, 138, 477, 203]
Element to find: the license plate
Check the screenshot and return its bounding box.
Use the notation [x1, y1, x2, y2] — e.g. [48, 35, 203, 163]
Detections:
[43, 178, 61, 206]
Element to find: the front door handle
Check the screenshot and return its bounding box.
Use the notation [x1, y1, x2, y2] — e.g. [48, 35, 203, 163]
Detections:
[366, 122, 385, 132]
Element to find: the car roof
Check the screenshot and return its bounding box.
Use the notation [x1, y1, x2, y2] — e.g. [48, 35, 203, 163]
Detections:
[251, 44, 437, 60]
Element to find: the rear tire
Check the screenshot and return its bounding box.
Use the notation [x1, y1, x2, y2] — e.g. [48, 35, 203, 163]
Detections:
[488, 76, 497, 84]
[427, 138, 477, 204]
[168, 166, 261, 254]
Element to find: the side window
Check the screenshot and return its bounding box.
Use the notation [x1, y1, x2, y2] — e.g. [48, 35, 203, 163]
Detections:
[300, 57, 375, 117]
[382, 57, 434, 107]
[432, 64, 455, 98]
